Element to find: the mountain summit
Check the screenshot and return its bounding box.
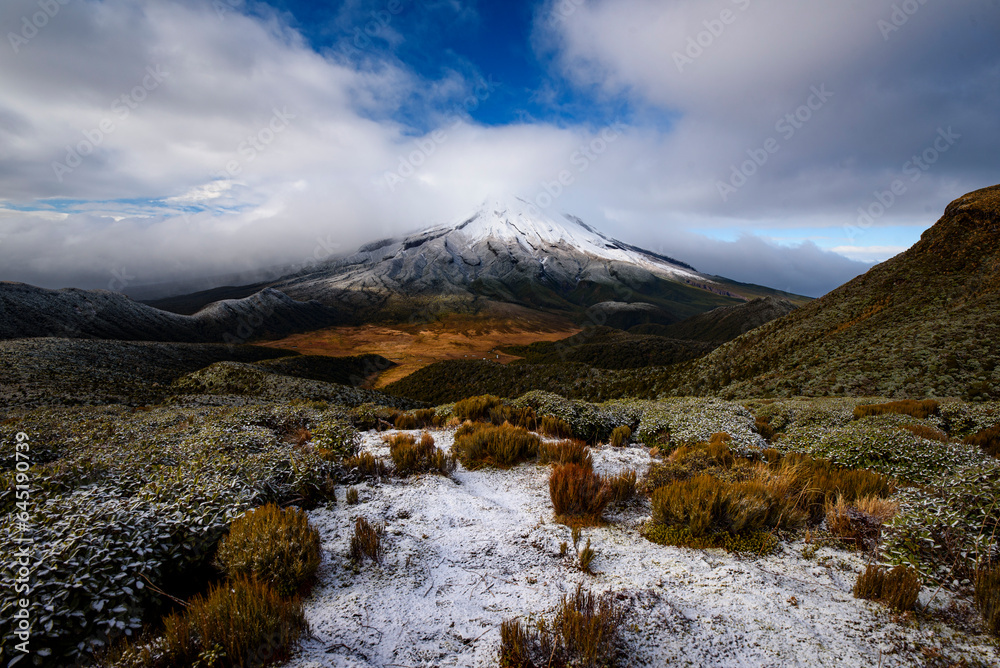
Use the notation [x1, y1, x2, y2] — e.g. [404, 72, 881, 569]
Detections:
[264, 196, 806, 325]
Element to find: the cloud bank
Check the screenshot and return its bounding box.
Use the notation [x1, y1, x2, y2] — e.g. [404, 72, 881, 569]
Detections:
[0, 0, 996, 298]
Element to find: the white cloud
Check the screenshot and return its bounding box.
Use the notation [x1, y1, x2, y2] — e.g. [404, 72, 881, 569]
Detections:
[0, 0, 995, 298]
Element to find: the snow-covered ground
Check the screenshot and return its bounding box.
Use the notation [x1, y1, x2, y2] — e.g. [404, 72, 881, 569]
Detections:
[287, 430, 997, 667]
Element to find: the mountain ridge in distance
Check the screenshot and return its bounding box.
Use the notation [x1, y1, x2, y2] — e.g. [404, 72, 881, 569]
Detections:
[663, 184, 1000, 399]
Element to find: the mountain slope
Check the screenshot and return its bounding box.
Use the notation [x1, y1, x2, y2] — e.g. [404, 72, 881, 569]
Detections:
[665, 185, 1000, 399]
[632, 297, 798, 344]
[265, 196, 808, 324]
[0, 284, 341, 343]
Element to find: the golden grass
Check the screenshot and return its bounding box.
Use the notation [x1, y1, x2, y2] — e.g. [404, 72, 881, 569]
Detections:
[854, 399, 939, 420]
[550, 463, 610, 525]
[257, 313, 579, 387]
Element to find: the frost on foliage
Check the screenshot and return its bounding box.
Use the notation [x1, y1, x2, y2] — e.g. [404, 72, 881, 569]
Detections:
[0, 404, 355, 666]
[635, 398, 766, 454]
[777, 420, 988, 485]
[883, 462, 1000, 585]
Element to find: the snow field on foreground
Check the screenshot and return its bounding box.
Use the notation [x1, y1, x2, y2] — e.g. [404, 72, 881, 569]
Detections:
[287, 430, 998, 667]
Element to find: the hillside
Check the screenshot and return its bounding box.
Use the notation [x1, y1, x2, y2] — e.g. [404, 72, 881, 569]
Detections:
[632, 297, 798, 344]
[665, 185, 1000, 399]
[0, 284, 342, 343]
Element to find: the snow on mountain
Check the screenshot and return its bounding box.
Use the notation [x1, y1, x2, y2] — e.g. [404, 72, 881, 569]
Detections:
[440, 196, 702, 281]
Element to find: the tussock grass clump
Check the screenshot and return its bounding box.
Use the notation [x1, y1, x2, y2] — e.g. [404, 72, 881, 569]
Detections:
[824, 495, 897, 550]
[538, 440, 592, 468]
[975, 564, 1000, 635]
[604, 470, 638, 506]
[350, 517, 384, 564]
[902, 424, 950, 443]
[853, 564, 921, 611]
[539, 415, 574, 439]
[393, 408, 441, 430]
[453, 423, 540, 469]
[965, 424, 1000, 457]
[386, 432, 456, 476]
[550, 463, 610, 524]
[215, 504, 321, 597]
[454, 394, 504, 422]
[854, 399, 940, 420]
[499, 585, 624, 668]
[112, 576, 306, 668]
[345, 487, 359, 505]
[609, 425, 632, 447]
[343, 452, 390, 479]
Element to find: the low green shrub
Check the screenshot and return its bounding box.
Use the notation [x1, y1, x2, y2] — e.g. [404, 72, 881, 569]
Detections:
[215, 504, 321, 597]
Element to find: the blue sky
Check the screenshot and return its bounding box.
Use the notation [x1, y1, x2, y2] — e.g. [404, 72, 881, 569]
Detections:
[0, 0, 997, 296]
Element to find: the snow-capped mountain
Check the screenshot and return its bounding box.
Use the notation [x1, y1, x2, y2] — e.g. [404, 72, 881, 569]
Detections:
[266, 196, 798, 325]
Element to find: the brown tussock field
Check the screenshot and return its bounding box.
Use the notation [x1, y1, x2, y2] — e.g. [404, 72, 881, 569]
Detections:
[260, 313, 579, 387]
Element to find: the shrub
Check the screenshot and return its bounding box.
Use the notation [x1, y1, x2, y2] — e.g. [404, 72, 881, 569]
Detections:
[538, 440, 592, 468]
[853, 564, 921, 611]
[578, 538, 596, 572]
[498, 586, 624, 668]
[902, 424, 950, 443]
[387, 432, 456, 476]
[549, 463, 610, 524]
[755, 415, 776, 441]
[350, 517, 384, 564]
[609, 426, 632, 447]
[215, 504, 321, 597]
[453, 423, 540, 469]
[343, 452, 389, 479]
[975, 564, 1000, 636]
[113, 576, 306, 668]
[539, 415, 574, 439]
[966, 424, 1000, 457]
[393, 409, 441, 430]
[489, 404, 537, 430]
[825, 496, 883, 550]
[394, 413, 418, 430]
[454, 394, 504, 422]
[604, 470, 637, 506]
[649, 472, 804, 542]
[854, 399, 939, 420]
